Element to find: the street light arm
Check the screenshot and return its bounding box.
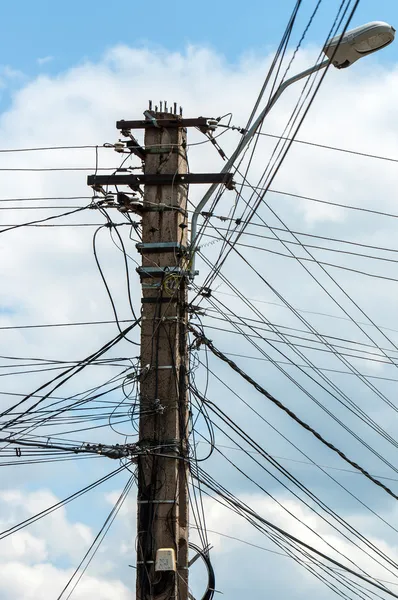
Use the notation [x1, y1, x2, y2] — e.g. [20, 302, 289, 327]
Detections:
[189, 58, 330, 276]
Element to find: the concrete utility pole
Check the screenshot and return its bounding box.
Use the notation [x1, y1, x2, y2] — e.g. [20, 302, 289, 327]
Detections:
[136, 108, 190, 600]
[87, 107, 230, 600]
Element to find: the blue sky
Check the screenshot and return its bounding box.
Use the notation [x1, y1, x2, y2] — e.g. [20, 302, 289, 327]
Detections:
[2, 1, 398, 77]
[0, 0, 397, 116]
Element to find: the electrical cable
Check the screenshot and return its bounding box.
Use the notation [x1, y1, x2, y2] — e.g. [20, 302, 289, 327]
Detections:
[189, 326, 398, 501]
[0, 464, 128, 540]
[57, 473, 136, 600]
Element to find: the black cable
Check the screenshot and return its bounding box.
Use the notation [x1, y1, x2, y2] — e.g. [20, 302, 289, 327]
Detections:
[0, 318, 135, 331]
[0, 205, 90, 235]
[192, 467, 398, 600]
[193, 0, 304, 252]
[189, 326, 398, 501]
[190, 396, 398, 578]
[260, 132, 398, 165]
[197, 0, 360, 294]
[225, 180, 398, 387]
[0, 145, 100, 152]
[0, 464, 128, 539]
[57, 474, 135, 599]
[201, 228, 398, 267]
[0, 196, 92, 202]
[203, 320, 398, 367]
[214, 289, 398, 336]
[0, 319, 141, 431]
[203, 309, 398, 359]
[196, 225, 398, 442]
[92, 225, 139, 341]
[192, 267, 398, 460]
[258, 186, 398, 219]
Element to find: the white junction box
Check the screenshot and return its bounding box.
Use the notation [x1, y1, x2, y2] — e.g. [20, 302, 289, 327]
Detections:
[155, 548, 177, 572]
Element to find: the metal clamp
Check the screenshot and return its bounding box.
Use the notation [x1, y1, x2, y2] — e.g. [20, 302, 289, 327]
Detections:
[137, 266, 193, 279]
[137, 500, 176, 504]
[136, 242, 186, 254]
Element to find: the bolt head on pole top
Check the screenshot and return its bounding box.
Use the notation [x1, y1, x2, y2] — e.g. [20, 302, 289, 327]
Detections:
[323, 21, 395, 69]
[148, 99, 182, 116]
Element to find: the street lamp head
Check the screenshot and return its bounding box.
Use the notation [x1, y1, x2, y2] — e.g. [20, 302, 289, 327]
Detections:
[323, 21, 395, 69]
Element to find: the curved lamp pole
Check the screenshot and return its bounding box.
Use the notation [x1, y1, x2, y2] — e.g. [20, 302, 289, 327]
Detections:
[189, 21, 395, 277]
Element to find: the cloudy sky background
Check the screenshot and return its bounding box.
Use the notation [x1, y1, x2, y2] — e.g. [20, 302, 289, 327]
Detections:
[2, 1, 398, 598]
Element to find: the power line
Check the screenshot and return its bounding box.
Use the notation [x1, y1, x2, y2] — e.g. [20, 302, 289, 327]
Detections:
[203, 308, 398, 357]
[0, 196, 92, 202]
[193, 465, 398, 600]
[0, 167, 125, 172]
[0, 205, 90, 234]
[246, 186, 398, 219]
[0, 319, 141, 430]
[192, 354, 398, 557]
[191, 412, 398, 581]
[214, 289, 398, 336]
[202, 233, 398, 283]
[211, 350, 398, 383]
[0, 205, 87, 210]
[196, 0, 360, 287]
[259, 131, 398, 165]
[195, 442, 398, 482]
[0, 318, 135, 331]
[202, 317, 398, 365]
[0, 145, 101, 153]
[190, 326, 398, 502]
[0, 465, 128, 540]
[193, 257, 398, 453]
[202, 219, 398, 256]
[57, 474, 135, 599]
[197, 193, 398, 422]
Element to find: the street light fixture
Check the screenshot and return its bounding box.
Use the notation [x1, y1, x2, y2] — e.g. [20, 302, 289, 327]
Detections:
[323, 21, 395, 69]
[190, 21, 395, 277]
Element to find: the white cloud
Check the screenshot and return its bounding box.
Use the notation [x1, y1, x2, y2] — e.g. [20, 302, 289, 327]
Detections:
[0, 531, 47, 563]
[0, 487, 132, 598]
[0, 40, 397, 599]
[0, 562, 130, 599]
[0, 488, 93, 561]
[37, 57, 54, 66]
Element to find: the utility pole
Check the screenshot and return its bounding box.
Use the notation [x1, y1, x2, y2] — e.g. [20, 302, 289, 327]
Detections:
[136, 107, 190, 600]
[87, 105, 232, 600]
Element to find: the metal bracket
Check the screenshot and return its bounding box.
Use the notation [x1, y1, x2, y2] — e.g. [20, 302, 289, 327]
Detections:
[137, 500, 176, 504]
[136, 242, 186, 254]
[125, 137, 146, 160]
[138, 439, 180, 454]
[141, 203, 187, 216]
[144, 146, 180, 154]
[142, 283, 162, 289]
[141, 297, 179, 304]
[87, 173, 234, 190]
[137, 266, 193, 279]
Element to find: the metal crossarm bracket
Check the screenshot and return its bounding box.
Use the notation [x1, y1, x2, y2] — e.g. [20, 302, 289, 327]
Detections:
[87, 173, 234, 190]
[125, 137, 146, 160]
[117, 117, 213, 130]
